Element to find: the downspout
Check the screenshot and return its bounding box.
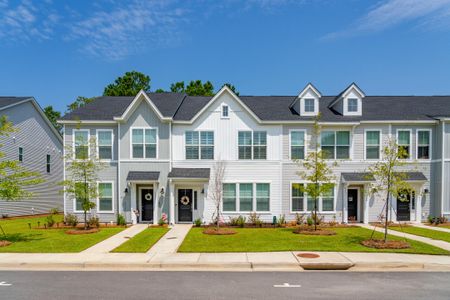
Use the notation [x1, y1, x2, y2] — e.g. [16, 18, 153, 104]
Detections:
[118, 121, 121, 218]
[441, 120, 445, 215]
[63, 124, 66, 216]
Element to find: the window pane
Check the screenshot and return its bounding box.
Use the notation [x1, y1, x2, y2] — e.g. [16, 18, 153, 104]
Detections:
[253, 132, 267, 145]
[223, 184, 236, 211]
[133, 145, 144, 158]
[366, 146, 380, 159]
[291, 146, 305, 160]
[366, 131, 380, 145]
[75, 131, 88, 145]
[336, 146, 350, 159]
[291, 131, 305, 146]
[201, 131, 214, 145]
[256, 183, 270, 211]
[185, 131, 199, 145]
[418, 146, 429, 159]
[418, 131, 430, 145]
[348, 98, 358, 112]
[132, 129, 143, 144]
[239, 183, 253, 211]
[321, 131, 335, 145]
[305, 99, 315, 112]
[336, 131, 350, 145]
[321, 146, 335, 159]
[201, 146, 214, 159]
[239, 146, 252, 159]
[98, 131, 112, 146]
[253, 146, 267, 160]
[145, 144, 156, 158]
[99, 183, 112, 197]
[99, 199, 112, 211]
[398, 146, 410, 159]
[222, 105, 229, 117]
[398, 131, 410, 145]
[322, 184, 334, 211]
[99, 146, 112, 160]
[291, 183, 304, 211]
[75, 146, 88, 159]
[307, 197, 316, 211]
[75, 182, 87, 211]
[145, 129, 156, 144]
[238, 131, 252, 145]
[186, 146, 199, 159]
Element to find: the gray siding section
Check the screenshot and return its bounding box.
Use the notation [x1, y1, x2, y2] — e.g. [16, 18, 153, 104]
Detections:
[445, 123, 450, 159]
[444, 162, 450, 213]
[0, 101, 63, 216]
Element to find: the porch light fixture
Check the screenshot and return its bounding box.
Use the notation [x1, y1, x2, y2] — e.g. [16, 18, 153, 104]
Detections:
[201, 189, 204, 194]
[424, 189, 429, 194]
[124, 188, 129, 194]
[160, 187, 165, 197]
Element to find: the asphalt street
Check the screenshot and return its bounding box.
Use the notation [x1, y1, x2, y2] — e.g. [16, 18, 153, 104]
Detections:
[0, 271, 449, 300]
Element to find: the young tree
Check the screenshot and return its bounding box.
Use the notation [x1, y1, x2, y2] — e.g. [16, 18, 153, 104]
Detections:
[367, 138, 413, 242]
[210, 160, 226, 231]
[60, 132, 105, 230]
[295, 117, 337, 231]
[0, 116, 43, 200]
[103, 71, 151, 96]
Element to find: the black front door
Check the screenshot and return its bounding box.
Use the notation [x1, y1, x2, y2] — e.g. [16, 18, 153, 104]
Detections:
[178, 189, 193, 222]
[141, 188, 154, 222]
[347, 189, 358, 222]
[397, 191, 411, 221]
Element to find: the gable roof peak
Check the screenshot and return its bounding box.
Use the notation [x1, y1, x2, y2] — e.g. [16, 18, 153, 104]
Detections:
[290, 82, 322, 108]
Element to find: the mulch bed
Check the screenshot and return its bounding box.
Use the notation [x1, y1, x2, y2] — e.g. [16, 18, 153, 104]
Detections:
[0, 240, 12, 247]
[65, 228, 100, 235]
[361, 239, 410, 249]
[293, 228, 337, 236]
[203, 228, 237, 235]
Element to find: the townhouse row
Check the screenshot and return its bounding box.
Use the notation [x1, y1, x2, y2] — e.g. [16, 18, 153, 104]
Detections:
[58, 84, 450, 224]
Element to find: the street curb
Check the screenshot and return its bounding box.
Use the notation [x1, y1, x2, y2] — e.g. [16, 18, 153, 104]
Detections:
[300, 262, 354, 270]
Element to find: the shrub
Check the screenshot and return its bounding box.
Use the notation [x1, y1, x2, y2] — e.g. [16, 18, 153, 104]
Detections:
[307, 216, 313, 226]
[429, 215, 449, 225]
[64, 214, 78, 227]
[236, 215, 246, 228]
[229, 216, 239, 226]
[427, 215, 434, 224]
[277, 214, 286, 227]
[88, 215, 100, 228]
[295, 213, 305, 225]
[248, 212, 263, 227]
[158, 217, 165, 226]
[311, 212, 324, 225]
[50, 207, 60, 215]
[194, 218, 202, 227]
[46, 214, 55, 228]
[328, 216, 337, 227]
[117, 214, 126, 226]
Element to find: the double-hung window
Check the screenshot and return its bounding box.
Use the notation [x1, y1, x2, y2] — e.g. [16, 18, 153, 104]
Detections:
[97, 130, 113, 160]
[321, 184, 334, 211]
[74, 130, 89, 159]
[75, 182, 88, 212]
[98, 182, 113, 212]
[185, 131, 214, 159]
[222, 105, 229, 118]
[222, 183, 270, 212]
[347, 98, 358, 112]
[397, 130, 411, 159]
[417, 130, 430, 159]
[365, 130, 381, 159]
[290, 131, 305, 160]
[46, 155, 51, 173]
[291, 183, 304, 212]
[321, 131, 350, 159]
[304, 99, 315, 113]
[238, 131, 267, 160]
[18, 147, 23, 162]
[132, 128, 157, 159]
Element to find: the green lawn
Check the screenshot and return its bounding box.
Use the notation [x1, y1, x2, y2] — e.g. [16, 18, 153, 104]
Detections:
[112, 227, 169, 253]
[389, 226, 450, 243]
[178, 227, 449, 255]
[0, 215, 125, 253]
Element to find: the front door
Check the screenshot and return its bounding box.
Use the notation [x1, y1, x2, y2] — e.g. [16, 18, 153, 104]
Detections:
[347, 189, 358, 222]
[397, 191, 411, 221]
[141, 188, 154, 222]
[178, 189, 193, 222]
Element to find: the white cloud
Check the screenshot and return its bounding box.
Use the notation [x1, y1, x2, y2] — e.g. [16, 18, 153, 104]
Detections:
[323, 0, 450, 40]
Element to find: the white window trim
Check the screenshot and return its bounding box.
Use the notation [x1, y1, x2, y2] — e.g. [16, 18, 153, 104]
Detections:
[343, 97, 362, 116]
[289, 181, 337, 214]
[96, 129, 114, 161]
[221, 105, 230, 119]
[396, 129, 412, 160]
[364, 129, 382, 160]
[289, 129, 307, 160]
[130, 127, 158, 159]
[321, 130, 351, 160]
[300, 97, 319, 116]
[222, 181, 271, 213]
[237, 130, 268, 160]
[97, 181, 115, 213]
[184, 130, 215, 160]
[416, 129, 432, 160]
[73, 129, 90, 160]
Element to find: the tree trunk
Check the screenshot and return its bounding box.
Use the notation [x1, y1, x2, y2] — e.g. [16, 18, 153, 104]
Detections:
[384, 192, 389, 242]
[84, 209, 87, 230]
[216, 203, 220, 231]
[314, 197, 318, 231]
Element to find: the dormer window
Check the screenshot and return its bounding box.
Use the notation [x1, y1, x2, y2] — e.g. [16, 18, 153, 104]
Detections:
[304, 99, 315, 113]
[221, 105, 229, 118]
[347, 98, 358, 112]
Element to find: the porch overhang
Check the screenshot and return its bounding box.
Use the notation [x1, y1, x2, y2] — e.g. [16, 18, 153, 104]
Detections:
[341, 172, 375, 184]
[126, 171, 160, 182]
[395, 172, 428, 182]
[168, 168, 210, 182]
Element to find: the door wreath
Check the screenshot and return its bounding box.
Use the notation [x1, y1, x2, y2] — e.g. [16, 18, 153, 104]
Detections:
[180, 195, 190, 205]
[145, 193, 153, 201]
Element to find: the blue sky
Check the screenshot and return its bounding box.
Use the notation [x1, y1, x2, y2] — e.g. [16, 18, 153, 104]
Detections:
[1, 0, 450, 113]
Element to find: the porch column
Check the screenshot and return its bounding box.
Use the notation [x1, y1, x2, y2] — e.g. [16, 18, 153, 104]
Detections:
[203, 182, 209, 222]
[130, 183, 137, 225]
[363, 184, 370, 224]
[415, 186, 423, 224]
[169, 179, 175, 225]
[153, 182, 159, 225]
[343, 183, 348, 223]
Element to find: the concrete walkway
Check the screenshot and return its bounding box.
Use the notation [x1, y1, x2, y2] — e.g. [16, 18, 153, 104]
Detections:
[413, 223, 450, 234]
[0, 251, 449, 271]
[82, 224, 148, 253]
[147, 224, 192, 255]
[358, 224, 450, 251]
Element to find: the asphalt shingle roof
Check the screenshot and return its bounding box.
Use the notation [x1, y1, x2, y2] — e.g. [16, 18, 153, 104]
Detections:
[126, 171, 160, 181]
[0, 97, 31, 109]
[341, 172, 375, 182]
[168, 168, 210, 179]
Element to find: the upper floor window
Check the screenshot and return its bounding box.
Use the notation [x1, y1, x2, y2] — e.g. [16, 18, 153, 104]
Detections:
[365, 130, 381, 160]
[397, 130, 411, 159]
[290, 131, 305, 160]
[132, 128, 157, 159]
[417, 130, 430, 160]
[347, 98, 358, 112]
[18, 147, 23, 162]
[304, 98, 315, 113]
[98, 182, 113, 212]
[321, 131, 350, 159]
[74, 130, 89, 159]
[46, 154, 51, 173]
[238, 131, 267, 160]
[97, 130, 113, 160]
[185, 131, 214, 160]
[221, 105, 229, 118]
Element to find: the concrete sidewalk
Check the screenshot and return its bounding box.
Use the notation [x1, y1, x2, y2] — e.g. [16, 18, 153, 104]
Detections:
[413, 224, 450, 234]
[0, 251, 449, 272]
[147, 224, 192, 255]
[82, 224, 148, 253]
